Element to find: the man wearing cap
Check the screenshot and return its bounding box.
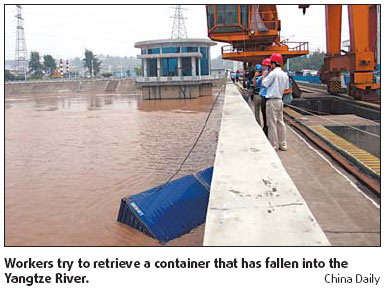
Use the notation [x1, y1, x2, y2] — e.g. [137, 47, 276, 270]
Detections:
[262, 53, 289, 151]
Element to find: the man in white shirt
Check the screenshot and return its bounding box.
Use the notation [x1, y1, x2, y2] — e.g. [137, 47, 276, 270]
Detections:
[261, 53, 289, 151]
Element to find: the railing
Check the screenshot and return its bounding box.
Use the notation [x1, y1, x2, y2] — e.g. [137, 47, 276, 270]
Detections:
[221, 41, 309, 54]
[281, 41, 309, 52]
[136, 75, 222, 83]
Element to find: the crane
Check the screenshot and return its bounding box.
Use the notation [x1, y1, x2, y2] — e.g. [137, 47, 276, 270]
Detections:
[301, 5, 379, 101]
[205, 5, 380, 101]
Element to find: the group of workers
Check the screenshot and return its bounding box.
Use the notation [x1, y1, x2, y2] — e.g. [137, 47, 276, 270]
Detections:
[230, 70, 240, 83]
[244, 53, 290, 151]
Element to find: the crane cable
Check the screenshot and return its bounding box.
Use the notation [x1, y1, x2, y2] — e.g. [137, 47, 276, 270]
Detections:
[128, 84, 225, 202]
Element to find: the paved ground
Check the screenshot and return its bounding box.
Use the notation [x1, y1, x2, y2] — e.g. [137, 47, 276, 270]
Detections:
[248, 99, 380, 246]
[277, 126, 380, 246]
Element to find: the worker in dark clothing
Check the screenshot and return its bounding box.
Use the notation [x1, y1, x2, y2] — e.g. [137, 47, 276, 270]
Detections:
[252, 64, 263, 124]
[256, 58, 271, 136]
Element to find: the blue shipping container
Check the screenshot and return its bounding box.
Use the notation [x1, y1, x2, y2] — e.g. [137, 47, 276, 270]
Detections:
[117, 167, 213, 243]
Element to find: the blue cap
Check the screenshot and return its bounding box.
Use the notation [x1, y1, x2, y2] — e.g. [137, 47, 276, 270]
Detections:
[254, 64, 263, 71]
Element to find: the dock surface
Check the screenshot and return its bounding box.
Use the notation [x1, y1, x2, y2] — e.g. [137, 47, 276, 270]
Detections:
[278, 125, 380, 246]
[203, 83, 330, 246]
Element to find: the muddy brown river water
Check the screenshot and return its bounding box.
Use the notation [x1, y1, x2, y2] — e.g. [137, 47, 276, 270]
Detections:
[5, 82, 225, 246]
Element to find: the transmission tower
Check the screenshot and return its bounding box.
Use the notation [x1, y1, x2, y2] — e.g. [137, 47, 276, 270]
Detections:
[171, 5, 188, 39]
[15, 5, 28, 79]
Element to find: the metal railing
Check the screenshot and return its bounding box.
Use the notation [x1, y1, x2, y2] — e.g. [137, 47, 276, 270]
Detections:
[221, 41, 309, 54]
[281, 41, 309, 52]
[136, 75, 222, 83]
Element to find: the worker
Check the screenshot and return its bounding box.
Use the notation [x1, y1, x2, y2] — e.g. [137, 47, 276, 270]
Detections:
[235, 70, 240, 82]
[252, 64, 263, 124]
[262, 53, 289, 151]
[244, 66, 255, 101]
[230, 71, 236, 83]
[245, 67, 255, 102]
[256, 58, 271, 136]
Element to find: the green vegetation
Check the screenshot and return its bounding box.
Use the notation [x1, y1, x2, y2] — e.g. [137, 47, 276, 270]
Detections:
[134, 66, 142, 77]
[5, 69, 15, 81]
[43, 55, 57, 76]
[101, 72, 112, 78]
[126, 69, 131, 77]
[83, 49, 102, 77]
[28, 51, 44, 79]
[288, 50, 325, 72]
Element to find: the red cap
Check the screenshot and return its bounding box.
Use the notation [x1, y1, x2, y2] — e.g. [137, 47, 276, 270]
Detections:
[270, 53, 283, 65]
[262, 58, 271, 66]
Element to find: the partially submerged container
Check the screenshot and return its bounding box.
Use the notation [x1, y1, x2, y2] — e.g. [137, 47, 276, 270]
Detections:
[117, 167, 213, 243]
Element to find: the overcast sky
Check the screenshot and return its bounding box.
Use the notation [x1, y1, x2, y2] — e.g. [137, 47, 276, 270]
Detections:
[4, 4, 351, 60]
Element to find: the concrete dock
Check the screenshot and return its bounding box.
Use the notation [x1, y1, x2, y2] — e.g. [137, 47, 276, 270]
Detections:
[204, 82, 380, 246]
[203, 83, 330, 246]
[278, 127, 380, 246]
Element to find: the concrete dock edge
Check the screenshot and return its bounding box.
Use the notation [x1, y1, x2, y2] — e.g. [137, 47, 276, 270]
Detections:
[203, 82, 330, 246]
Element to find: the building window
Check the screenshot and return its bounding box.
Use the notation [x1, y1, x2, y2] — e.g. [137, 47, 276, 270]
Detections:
[207, 6, 215, 29]
[181, 47, 198, 53]
[147, 48, 160, 54]
[200, 47, 209, 75]
[195, 58, 200, 76]
[181, 57, 192, 76]
[161, 58, 178, 76]
[217, 5, 238, 26]
[162, 47, 180, 54]
[141, 49, 147, 55]
[240, 5, 248, 27]
[147, 59, 157, 77]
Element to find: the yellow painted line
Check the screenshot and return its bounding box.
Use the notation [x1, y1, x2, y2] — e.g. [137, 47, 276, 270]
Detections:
[284, 107, 303, 119]
[309, 125, 380, 175]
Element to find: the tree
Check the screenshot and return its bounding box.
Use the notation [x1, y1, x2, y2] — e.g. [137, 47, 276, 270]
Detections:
[43, 55, 57, 76]
[83, 49, 101, 77]
[28, 51, 44, 79]
[5, 69, 15, 81]
[126, 69, 131, 77]
[101, 72, 112, 78]
[288, 50, 326, 72]
[134, 66, 142, 77]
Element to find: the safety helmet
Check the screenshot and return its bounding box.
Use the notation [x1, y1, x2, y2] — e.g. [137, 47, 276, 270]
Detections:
[270, 53, 283, 65]
[262, 58, 271, 66]
[254, 64, 263, 71]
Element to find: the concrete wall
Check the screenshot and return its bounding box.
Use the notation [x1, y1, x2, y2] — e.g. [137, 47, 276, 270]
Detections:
[292, 98, 381, 122]
[5, 79, 136, 95]
[142, 83, 212, 100]
[203, 83, 330, 246]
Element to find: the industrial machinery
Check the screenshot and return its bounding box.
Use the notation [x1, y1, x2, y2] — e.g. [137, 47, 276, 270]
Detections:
[205, 5, 309, 72]
[205, 5, 380, 101]
[301, 5, 379, 100]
